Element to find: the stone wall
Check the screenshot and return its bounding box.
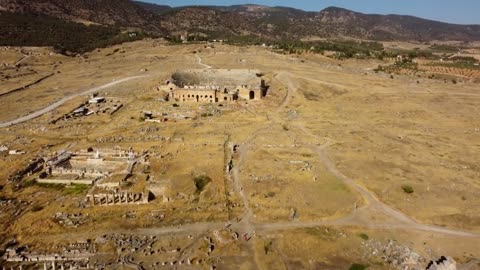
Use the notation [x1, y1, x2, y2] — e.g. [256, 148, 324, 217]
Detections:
[162, 69, 267, 103]
[171, 88, 218, 103]
[37, 179, 95, 185]
[51, 167, 106, 178]
[86, 191, 149, 206]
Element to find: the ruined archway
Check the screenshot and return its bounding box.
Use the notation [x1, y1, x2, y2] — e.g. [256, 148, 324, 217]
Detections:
[196, 95, 199, 102]
[249, 91, 255, 100]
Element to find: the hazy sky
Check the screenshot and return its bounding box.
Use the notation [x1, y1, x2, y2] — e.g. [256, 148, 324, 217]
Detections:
[145, 0, 480, 25]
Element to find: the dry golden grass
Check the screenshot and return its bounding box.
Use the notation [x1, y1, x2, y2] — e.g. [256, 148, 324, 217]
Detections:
[1, 40, 479, 268]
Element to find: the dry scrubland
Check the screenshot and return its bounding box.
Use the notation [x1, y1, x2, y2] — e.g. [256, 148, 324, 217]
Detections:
[0, 40, 479, 269]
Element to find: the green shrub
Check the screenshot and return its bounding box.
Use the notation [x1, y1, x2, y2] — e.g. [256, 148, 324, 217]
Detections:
[63, 184, 90, 195]
[23, 179, 37, 188]
[125, 182, 134, 187]
[349, 264, 368, 270]
[31, 205, 44, 212]
[264, 240, 273, 254]
[193, 175, 211, 193]
[303, 90, 320, 101]
[374, 65, 383, 72]
[358, 233, 369, 240]
[265, 192, 276, 198]
[402, 185, 414, 194]
[37, 182, 65, 190]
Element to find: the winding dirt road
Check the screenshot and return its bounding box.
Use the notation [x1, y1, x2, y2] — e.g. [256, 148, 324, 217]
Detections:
[275, 72, 479, 238]
[196, 54, 212, 70]
[0, 75, 148, 128]
[40, 68, 479, 241]
[31, 56, 478, 269]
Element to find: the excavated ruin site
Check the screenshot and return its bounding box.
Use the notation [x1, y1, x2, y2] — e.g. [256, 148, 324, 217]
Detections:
[0, 40, 479, 269]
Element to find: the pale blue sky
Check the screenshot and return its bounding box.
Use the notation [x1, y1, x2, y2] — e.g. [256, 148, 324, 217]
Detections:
[144, 0, 480, 25]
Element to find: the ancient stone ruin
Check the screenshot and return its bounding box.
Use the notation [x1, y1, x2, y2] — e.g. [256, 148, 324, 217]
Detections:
[426, 256, 457, 270]
[2, 245, 93, 270]
[159, 69, 268, 103]
[39, 147, 138, 186]
[85, 191, 149, 206]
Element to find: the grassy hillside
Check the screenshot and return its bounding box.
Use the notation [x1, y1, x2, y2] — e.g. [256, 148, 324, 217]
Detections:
[0, 11, 148, 54]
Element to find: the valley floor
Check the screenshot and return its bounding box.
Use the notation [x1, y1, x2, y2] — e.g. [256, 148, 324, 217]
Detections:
[0, 41, 479, 269]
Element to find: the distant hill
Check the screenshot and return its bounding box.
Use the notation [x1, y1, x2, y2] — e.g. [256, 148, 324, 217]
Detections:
[0, 0, 166, 33]
[1, 0, 479, 54]
[147, 4, 480, 42]
[0, 11, 149, 55]
[133, 1, 171, 15]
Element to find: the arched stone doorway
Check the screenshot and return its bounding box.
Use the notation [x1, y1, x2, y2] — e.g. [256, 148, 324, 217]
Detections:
[196, 95, 199, 102]
[249, 91, 255, 100]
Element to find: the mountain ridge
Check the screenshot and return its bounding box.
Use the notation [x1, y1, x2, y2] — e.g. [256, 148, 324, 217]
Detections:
[1, 0, 479, 43]
[153, 3, 480, 41]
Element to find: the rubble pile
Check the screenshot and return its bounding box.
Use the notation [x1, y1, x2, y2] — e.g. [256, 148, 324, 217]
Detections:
[0, 198, 30, 220]
[362, 239, 425, 270]
[426, 256, 457, 270]
[53, 212, 89, 228]
[248, 174, 274, 182]
[137, 126, 160, 134]
[101, 234, 154, 252]
[95, 135, 170, 143]
[8, 157, 44, 182]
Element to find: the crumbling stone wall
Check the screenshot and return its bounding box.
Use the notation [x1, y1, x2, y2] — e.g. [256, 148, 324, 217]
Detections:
[160, 69, 267, 103]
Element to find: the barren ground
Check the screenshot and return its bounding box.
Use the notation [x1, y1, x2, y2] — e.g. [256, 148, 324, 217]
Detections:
[0, 40, 479, 269]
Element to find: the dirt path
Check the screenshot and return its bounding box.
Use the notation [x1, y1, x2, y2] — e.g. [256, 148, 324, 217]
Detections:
[278, 72, 480, 238]
[231, 145, 255, 234]
[222, 72, 299, 268]
[40, 70, 479, 242]
[31, 68, 479, 270]
[274, 71, 297, 112]
[196, 55, 212, 70]
[255, 217, 477, 237]
[304, 114, 478, 237]
[46, 222, 225, 242]
[15, 55, 30, 67]
[228, 124, 278, 269]
[0, 75, 148, 128]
